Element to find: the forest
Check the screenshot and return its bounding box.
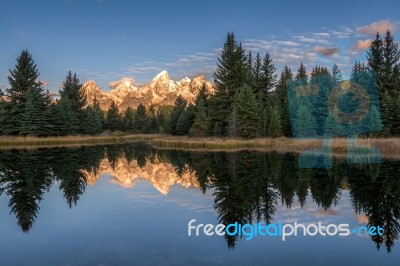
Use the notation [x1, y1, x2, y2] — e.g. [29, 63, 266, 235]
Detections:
[0, 31, 399, 138]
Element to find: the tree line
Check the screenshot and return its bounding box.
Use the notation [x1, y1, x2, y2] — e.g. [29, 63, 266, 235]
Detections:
[0, 30, 399, 138]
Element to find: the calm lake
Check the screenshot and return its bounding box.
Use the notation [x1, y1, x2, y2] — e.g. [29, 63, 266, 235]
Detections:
[0, 142, 399, 265]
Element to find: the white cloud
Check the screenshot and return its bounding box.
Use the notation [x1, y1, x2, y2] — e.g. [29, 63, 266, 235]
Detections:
[313, 32, 331, 38]
[108, 77, 135, 89]
[356, 19, 396, 35]
[353, 39, 373, 51]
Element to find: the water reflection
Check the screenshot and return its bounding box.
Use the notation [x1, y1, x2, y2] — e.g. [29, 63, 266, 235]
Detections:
[0, 142, 399, 252]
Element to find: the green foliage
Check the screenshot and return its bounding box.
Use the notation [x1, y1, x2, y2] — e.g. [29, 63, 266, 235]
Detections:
[106, 101, 121, 132]
[210, 32, 248, 136]
[52, 97, 79, 136]
[169, 96, 187, 135]
[1, 50, 46, 135]
[189, 99, 209, 137]
[259, 52, 277, 103]
[122, 107, 135, 132]
[268, 106, 282, 137]
[294, 104, 316, 138]
[176, 104, 195, 136]
[133, 103, 149, 133]
[82, 107, 103, 135]
[233, 85, 262, 138]
[20, 88, 53, 136]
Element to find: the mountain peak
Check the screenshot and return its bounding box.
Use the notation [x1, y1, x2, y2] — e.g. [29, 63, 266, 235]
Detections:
[153, 70, 170, 81]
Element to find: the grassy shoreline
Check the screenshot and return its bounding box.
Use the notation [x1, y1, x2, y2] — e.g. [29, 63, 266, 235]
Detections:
[0, 134, 399, 159]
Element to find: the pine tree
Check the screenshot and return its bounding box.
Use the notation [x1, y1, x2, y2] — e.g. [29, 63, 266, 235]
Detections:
[391, 94, 400, 136]
[106, 101, 121, 132]
[210, 32, 248, 136]
[233, 85, 262, 138]
[259, 52, 277, 103]
[169, 96, 187, 135]
[331, 64, 342, 86]
[82, 107, 102, 135]
[52, 97, 79, 136]
[252, 52, 263, 94]
[294, 104, 316, 138]
[60, 71, 86, 111]
[276, 66, 293, 137]
[247, 51, 254, 87]
[2, 50, 44, 135]
[268, 106, 282, 137]
[176, 104, 195, 136]
[92, 96, 105, 129]
[195, 83, 209, 107]
[189, 99, 209, 137]
[367, 33, 384, 91]
[134, 103, 148, 133]
[19, 87, 52, 136]
[148, 105, 159, 133]
[296, 62, 308, 84]
[383, 30, 400, 97]
[122, 107, 135, 132]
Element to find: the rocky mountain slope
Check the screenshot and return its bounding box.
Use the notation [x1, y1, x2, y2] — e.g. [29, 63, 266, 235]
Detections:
[82, 70, 214, 110]
[82, 157, 200, 195]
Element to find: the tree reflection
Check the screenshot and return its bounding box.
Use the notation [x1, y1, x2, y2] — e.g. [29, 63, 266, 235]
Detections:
[0, 143, 399, 253]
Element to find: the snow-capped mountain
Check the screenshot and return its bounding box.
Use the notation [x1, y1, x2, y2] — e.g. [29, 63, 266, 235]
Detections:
[83, 156, 199, 195]
[82, 70, 214, 110]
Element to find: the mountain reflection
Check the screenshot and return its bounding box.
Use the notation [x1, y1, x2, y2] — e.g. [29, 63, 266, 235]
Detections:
[0, 142, 399, 252]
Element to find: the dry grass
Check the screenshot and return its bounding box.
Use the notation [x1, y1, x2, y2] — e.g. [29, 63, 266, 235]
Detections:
[0, 134, 399, 159]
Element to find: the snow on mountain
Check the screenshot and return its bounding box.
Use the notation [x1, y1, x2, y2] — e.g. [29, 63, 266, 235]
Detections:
[82, 70, 214, 110]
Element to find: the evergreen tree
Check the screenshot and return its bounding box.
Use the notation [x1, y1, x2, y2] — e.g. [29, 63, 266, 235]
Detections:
[134, 103, 148, 133]
[2, 50, 44, 135]
[189, 99, 209, 137]
[82, 107, 102, 135]
[106, 101, 121, 131]
[60, 71, 86, 112]
[53, 97, 79, 136]
[169, 96, 187, 135]
[19, 87, 52, 136]
[247, 51, 254, 87]
[383, 30, 400, 97]
[294, 104, 316, 138]
[331, 64, 342, 86]
[268, 106, 282, 137]
[210, 32, 248, 136]
[176, 104, 196, 136]
[276, 66, 293, 137]
[296, 62, 308, 83]
[233, 85, 262, 138]
[122, 107, 135, 132]
[148, 105, 159, 133]
[59, 71, 86, 132]
[367, 33, 385, 94]
[391, 95, 400, 136]
[259, 52, 277, 103]
[195, 83, 209, 107]
[92, 96, 105, 129]
[252, 52, 263, 94]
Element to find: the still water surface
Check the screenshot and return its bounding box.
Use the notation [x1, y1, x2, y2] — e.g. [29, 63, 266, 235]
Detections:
[0, 142, 399, 265]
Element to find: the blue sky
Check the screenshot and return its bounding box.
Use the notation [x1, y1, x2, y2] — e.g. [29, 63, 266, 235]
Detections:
[0, 0, 399, 92]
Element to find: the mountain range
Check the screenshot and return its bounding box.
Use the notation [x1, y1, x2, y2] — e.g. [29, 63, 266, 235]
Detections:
[83, 156, 200, 195]
[82, 70, 215, 110]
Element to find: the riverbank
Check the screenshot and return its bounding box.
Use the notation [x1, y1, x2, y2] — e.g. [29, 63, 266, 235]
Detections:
[0, 134, 399, 159]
